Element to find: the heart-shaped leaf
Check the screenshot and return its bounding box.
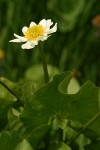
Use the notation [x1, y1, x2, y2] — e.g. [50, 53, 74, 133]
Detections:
[21, 71, 100, 145]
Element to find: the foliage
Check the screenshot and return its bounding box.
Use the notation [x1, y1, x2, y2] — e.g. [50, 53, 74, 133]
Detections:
[0, 71, 100, 149]
[0, 0, 99, 84]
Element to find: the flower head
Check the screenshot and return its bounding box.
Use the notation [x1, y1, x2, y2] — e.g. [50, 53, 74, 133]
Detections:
[9, 19, 57, 49]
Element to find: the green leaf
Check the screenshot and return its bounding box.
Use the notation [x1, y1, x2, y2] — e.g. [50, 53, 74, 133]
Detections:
[8, 108, 26, 137]
[21, 71, 100, 145]
[15, 139, 33, 150]
[0, 131, 21, 150]
[20, 101, 49, 146]
[0, 77, 14, 88]
[22, 81, 35, 102]
[67, 78, 80, 94]
[55, 115, 68, 129]
[0, 77, 36, 105]
[84, 129, 100, 140]
[85, 140, 100, 150]
[0, 81, 17, 118]
[58, 75, 80, 94]
[0, 131, 33, 150]
[48, 142, 71, 150]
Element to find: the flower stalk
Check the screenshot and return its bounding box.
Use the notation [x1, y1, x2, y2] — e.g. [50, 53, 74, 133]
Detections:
[39, 42, 49, 83]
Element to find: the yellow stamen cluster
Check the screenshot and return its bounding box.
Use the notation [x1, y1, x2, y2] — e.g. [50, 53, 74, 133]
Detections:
[24, 25, 45, 40]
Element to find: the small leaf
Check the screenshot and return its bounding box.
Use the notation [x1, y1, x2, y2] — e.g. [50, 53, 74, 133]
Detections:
[55, 115, 68, 129]
[8, 108, 26, 137]
[15, 139, 33, 150]
[67, 78, 80, 94]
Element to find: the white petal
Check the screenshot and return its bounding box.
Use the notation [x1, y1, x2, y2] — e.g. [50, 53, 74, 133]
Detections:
[14, 33, 27, 42]
[30, 22, 36, 27]
[21, 41, 35, 49]
[32, 40, 38, 45]
[39, 36, 48, 41]
[47, 23, 57, 34]
[44, 32, 48, 35]
[9, 39, 23, 43]
[22, 26, 28, 34]
[45, 19, 53, 31]
[39, 19, 47, 28]
[47, 19, 53, 27]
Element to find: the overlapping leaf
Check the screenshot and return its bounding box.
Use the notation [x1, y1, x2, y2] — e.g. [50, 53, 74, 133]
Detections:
[20, 71, 100, 145]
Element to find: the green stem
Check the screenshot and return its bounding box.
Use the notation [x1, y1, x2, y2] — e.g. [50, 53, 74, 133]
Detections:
[59, 128, 63, 141]
[44, 129, 50, 149]
[67, 111, 100, 145]
[39, 42, 49, 83]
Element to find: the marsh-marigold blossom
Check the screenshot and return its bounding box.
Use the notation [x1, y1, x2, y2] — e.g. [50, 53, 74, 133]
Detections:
[9, 19, 57, 49]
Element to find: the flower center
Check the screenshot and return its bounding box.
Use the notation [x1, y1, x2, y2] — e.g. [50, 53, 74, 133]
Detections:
[24, 25, 45, 40]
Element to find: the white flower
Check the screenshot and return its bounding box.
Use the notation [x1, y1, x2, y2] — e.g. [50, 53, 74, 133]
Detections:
[9, 19, 57, 49]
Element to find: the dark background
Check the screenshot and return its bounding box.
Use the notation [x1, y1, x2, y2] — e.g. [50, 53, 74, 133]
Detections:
[0, 0, 100, 85]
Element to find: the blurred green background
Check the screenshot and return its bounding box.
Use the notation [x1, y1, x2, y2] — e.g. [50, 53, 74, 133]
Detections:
[0, 0, 100, 85]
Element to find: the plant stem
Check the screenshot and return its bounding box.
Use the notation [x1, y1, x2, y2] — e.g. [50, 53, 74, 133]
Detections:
[44, 129, 50, 149]
[39, 42, 49, 83]
[59, 128, 63, 141]
[67, 111, 100, 145]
